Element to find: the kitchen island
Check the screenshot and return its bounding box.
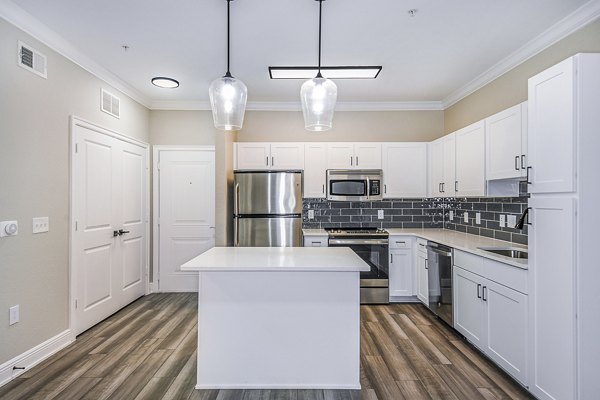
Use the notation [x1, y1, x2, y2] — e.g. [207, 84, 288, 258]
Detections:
[180, 247, 369, 390]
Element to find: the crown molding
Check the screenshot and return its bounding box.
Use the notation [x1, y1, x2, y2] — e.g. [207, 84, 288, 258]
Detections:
[442, 0, 600, 108]
[149, 100, 444, 111]
[0, 0, 151, 108]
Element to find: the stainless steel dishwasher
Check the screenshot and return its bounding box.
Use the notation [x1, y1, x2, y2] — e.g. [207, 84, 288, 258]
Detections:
[426, 242, 453, 326]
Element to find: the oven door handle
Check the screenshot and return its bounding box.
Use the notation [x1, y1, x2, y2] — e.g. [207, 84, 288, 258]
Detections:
[329, 239, 389, 245]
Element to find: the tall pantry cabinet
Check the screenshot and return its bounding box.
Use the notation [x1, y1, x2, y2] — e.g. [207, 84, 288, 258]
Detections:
[527, 53, 600, 400]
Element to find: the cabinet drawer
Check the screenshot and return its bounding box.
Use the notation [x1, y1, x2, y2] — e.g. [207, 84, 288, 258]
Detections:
[390, 236, 413, 249]
[454, 250, 484, 274]
[483, 258, 527, 294]
[303, 236, 328, 247]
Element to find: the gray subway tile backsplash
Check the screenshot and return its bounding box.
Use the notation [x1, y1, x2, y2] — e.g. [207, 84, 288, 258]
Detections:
[302, 196, 528, 245]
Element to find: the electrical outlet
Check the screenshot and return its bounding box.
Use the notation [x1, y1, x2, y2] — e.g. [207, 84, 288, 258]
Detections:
[463, 212, 469, 223]
[449, 211, 454, 221]
[476, 212, 481, 225]
[507, 214, 517, 227]
[499, 214, 506, 228]
[0, 221, 18, 237]
[9, 305, 19, 325]
[378, 210, 384, 220]
[32, 217, 49, 234]
[307, 210, 315, 220]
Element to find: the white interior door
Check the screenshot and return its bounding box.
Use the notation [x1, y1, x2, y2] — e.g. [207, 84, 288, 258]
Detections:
[72, 121, 148, 336]
[157, 148, 215, 292]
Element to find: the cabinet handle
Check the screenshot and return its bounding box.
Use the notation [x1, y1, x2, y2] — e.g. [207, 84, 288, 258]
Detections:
[438, 183, 442, 193]
[425, 259, 428, 269]
[482, 286, 487, 302]
[350, 156, 353, 166]
[322, 184, 325, 194]
[515, 156, 520, 171]
[521, 155, 526, 170]
[356, 156, 359, 166]
[526, 166, 532, 184]
[455, 181, 458, 193]
[477, 283, 482, 299]
[441, 183, 445, 193]
[266, 156, 269, 166]
[391, 253, 393, 263]
[271, 156, 274, 166]
[384, 184, 387, 194]
[396, 241, 405, 244]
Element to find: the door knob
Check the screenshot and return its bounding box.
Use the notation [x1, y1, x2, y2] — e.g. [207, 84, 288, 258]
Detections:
[118, 229, 130, 236]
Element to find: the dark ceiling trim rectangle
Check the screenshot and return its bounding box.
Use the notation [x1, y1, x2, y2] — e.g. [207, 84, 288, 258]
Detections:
[269, 66, 382, 79]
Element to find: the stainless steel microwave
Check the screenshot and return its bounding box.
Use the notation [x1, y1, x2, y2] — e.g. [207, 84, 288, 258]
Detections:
[326, 169, 383, 201]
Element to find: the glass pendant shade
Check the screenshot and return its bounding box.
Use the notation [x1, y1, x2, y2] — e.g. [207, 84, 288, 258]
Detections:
[301, 76, 337, 131]
[209, 74, 247, 130]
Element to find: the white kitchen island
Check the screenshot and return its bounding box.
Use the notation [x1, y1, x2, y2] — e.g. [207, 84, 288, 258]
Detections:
[180, 247, 369, 390]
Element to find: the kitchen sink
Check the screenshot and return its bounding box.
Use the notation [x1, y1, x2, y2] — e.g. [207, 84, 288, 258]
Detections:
[477, 247, 528, 259]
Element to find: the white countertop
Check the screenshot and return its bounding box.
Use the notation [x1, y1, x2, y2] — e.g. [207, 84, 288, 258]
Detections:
[181, 247, 371, 272]
[302, 228, 528, 269]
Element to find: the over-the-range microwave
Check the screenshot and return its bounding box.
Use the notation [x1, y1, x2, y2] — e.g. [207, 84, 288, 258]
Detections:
[326, 169, 383, 201]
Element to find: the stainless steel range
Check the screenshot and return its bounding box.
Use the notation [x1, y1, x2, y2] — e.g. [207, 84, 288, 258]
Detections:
[327, 227, 389, 304]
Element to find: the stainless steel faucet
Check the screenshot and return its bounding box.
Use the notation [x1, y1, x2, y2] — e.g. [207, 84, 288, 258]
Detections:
[515, 207, 531, 229]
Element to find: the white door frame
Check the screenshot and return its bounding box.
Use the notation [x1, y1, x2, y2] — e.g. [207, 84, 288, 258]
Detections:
[69, 116, 150, 338]
[152, 145, 216, 293]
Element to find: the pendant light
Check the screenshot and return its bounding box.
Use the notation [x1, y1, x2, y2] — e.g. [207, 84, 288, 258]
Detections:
[301, 0, 337, 132]
[209, 0, 247, 131]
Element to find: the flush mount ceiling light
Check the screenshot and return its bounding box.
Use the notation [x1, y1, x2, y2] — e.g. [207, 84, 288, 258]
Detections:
[209, 0, 247, 131]
[300, 0, 337, 132]
[151, 77, 179, 88]
[269, 66, 382, 79]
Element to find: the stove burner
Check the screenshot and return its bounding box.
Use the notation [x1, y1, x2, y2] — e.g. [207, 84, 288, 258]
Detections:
[326, 227, 388, 236]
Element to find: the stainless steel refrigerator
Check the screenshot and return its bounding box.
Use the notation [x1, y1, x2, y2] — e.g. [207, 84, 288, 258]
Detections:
[233, 170, 303, 247]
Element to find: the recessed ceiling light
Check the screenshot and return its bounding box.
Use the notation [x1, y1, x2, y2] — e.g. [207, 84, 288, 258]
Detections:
[408, 9, 418, 17]
[151, 77, 179, 88]
[269, 66, 382, 79]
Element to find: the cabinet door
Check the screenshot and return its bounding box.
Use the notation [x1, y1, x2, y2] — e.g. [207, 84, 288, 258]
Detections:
[236, 143, 271, 170]
[455, 121, 485, 197]
[520, 101, 528, 178]
[303, 143, 327, 198]
[327, 143, 354, 169]
[355, 143, 382, 169]
[528, 57, 576, 194]
[382, 143, 427, 198]
[389, 249, 414, 297]
[442, 133, 456, 197]
[416, 252, 429, 305]
[453, 266, 486, 349]
[429, 139, 445, 197]
[484, 279, 528, 385]
[485, 104, 523, 180]
[270, 143, 305, 170]
[529, 196, 576, 400]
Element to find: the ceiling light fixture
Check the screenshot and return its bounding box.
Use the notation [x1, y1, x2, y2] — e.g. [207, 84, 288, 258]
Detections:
[300, 0, 337, 132]
[209, 0, 247, 131]
[151, 76, 179, 88]
[269, 66, 382, 79]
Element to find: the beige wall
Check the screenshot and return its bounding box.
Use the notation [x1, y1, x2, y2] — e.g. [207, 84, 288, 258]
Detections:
[0, 18, 149, 364]
[445, 19, 600, 133]
[238, 110, 444, 142]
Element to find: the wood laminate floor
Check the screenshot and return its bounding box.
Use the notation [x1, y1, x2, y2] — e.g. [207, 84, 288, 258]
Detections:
[0, 293, 534, 400]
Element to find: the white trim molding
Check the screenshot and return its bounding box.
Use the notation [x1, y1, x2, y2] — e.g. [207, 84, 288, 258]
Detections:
[442, 0, 600, 108]
[0, 329, 73, 387]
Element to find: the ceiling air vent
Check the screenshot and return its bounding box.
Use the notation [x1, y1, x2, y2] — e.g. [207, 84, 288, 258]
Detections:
[17, 41, 47, 79]
[101, 89, 120, 119]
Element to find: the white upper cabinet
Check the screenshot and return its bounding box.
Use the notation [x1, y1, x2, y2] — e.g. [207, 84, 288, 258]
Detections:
[528, 57, 576, 194]
[235, 143, 304, 170]
[485, 102, 528, 180]
[428, 133, 456, 197]
[455, 121, 485, 197]
[303, 143, 328, 198]
[382, 143, 427, 198]
[327, 143, 381, 170]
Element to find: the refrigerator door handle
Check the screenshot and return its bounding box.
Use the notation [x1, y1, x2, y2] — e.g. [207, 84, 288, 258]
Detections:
[234, 217, 240, 247]
[235, 183, 240, 215]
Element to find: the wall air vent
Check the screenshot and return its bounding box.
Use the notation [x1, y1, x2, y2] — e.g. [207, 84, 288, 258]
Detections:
[101, 89, 120, 119]
[17, 41, 47, 79]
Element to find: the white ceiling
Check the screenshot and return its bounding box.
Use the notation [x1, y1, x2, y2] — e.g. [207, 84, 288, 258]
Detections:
[4, 0, 597, 109]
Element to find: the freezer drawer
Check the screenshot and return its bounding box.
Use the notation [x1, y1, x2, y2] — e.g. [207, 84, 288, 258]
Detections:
[235, 216, 302, 247]
[234, 171, 303, 215]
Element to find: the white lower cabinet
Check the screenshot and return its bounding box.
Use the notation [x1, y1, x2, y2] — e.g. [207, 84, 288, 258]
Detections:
[416, 242, 429, 305]
[303, 235, 328, 247]
[389, 236, 415, 298]
[453, 259, 528, 385]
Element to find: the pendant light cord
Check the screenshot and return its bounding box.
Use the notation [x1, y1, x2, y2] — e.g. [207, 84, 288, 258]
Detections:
[316, 0, 323, 78]
[226, 0, 232, 77]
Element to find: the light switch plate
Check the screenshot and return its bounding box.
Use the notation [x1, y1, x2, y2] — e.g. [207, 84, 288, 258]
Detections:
[0, 221, 18, 237]
[463, 212, 469, 223]
[499, 215, 506, 228]
[378, 210, 384, 220]
[476, 212, 481, 225]
[9, 305, 19, 325]
[307, 210, 315, 220]
[32, 217, 49, 234]
[449, 211, 454, 221]
[507, 214, 517, 227]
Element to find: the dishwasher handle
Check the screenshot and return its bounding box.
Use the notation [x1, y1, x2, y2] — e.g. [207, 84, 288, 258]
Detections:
[426, 243, 453, 257]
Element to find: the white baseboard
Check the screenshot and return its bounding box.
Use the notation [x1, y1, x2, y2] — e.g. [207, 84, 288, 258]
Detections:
[195, 383, 361, 390]
[0, 329, 74, 387]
